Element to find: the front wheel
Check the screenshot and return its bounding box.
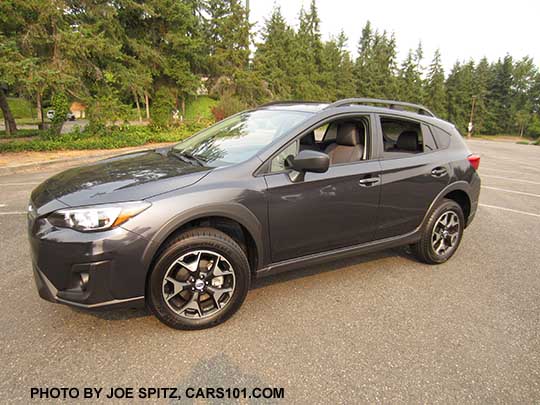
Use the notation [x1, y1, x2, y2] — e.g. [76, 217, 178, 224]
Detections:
[411, 199, 464, 264]
[147, 227, 250, 330]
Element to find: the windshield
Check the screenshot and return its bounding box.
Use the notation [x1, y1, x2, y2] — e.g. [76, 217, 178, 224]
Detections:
[173, 110, 312, 167]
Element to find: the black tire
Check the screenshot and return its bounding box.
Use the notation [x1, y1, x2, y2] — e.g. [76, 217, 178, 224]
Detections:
[411, 199, 465, 264]
[147, 227, 250, 330]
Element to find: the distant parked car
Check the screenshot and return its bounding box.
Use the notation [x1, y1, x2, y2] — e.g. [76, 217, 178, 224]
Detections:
[46, 109, 76, 121]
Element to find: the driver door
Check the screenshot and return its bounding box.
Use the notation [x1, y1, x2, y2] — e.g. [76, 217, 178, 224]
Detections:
[263, 116, 382, 263]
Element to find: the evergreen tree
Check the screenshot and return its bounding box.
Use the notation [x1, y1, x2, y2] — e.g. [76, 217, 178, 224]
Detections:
[205, 0, 251, 82]
[471, 57, 491, 133]
[1, 1, 539, 139]
[446, 61, 475, 133]
[354, 21, 374, 97]
[512, 56, 538, 136]
[486, 55, 514, 134]
[253, 6, 296, 99]
[527, 71, 540, 137]
[398, 43, 424, 104]
[354, 21, 375, 97]
[319, 31, 354, 100]
[370, 31, 398, 99]
[425, 49, 446, 117]
[334, 31, 355, 99]
[319, 38, 341, 100]
[354, 25, 397, 99]
[0, 0, 79, 131]
[293, 0, 325, 99]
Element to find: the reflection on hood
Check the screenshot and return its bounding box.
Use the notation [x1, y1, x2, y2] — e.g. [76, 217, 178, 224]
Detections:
[31, 147, 211, 208]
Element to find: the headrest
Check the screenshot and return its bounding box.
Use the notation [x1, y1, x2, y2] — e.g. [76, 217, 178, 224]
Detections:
[336, 123, 360, 146]
[397, 131, 419, 151]
[301, 131, 316, 145]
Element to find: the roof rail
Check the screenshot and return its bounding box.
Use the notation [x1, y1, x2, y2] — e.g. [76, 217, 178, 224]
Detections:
[259, 100, 326, 107]
[324, 98, 436, 117]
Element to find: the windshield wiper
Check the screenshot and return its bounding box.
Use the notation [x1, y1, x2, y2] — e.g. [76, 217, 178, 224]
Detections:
[170, 150, 206, 167]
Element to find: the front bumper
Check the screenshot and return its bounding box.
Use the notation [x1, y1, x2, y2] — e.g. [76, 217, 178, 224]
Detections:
[29, 212, 148, 309]
[32, 263, 145, 310]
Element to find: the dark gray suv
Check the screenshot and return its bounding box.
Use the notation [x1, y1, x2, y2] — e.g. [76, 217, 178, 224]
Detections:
[29, 98, 481, 329]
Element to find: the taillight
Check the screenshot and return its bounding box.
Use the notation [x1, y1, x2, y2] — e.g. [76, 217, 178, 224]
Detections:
[468, 154, 480, 170]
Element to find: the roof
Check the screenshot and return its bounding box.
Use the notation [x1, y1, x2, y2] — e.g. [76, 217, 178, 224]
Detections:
[257, 98, 453, 130]
[259, 102, 328, 113]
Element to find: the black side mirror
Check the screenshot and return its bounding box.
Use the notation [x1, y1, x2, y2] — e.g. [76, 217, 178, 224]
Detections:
[288, 150, 330, 182]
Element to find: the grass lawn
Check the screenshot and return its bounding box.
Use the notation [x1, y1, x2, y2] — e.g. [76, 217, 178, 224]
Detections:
[185, 96, 216, 121]
[0, 97, 36, 119]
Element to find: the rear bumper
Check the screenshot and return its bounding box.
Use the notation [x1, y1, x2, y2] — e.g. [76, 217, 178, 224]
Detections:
[29, 213, 149, 310]
[466, 171, 481, 227]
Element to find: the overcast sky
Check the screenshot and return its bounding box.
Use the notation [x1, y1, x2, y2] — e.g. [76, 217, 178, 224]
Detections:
[248, 0, 539, 73]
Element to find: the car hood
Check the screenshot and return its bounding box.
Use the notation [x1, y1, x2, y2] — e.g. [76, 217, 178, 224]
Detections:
[31, 147, 211, 209]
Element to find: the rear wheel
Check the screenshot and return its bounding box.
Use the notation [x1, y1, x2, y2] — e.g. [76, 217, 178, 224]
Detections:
[147, 227, 250, 330]
[411, 199, 464, 264]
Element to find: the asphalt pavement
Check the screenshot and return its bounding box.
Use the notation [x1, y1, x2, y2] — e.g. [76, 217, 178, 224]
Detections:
[0, 139, 539, 403]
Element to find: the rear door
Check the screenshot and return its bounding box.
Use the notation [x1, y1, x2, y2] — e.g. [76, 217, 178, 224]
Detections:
[375, 115, 450, 239]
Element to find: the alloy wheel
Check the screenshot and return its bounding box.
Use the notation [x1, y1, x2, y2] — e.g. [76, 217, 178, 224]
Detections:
[162, 250, 236, 319]
[431, 211, 460, 256]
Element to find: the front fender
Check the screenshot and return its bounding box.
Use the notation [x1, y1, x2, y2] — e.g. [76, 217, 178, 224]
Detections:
[140, 202, 265, 274]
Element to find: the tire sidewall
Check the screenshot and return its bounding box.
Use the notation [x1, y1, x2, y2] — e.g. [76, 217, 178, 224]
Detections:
[148, 234, 250, 330]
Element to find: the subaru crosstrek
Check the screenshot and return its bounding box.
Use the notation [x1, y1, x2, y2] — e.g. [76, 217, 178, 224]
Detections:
[29, 98, 481, 329]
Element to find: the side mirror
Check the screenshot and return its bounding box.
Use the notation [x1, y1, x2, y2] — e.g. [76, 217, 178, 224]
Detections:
[287, 150, 330, 182]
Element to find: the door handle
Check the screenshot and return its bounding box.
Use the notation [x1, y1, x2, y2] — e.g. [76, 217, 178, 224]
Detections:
[431, 167, 447, 178]
[358, 177, 380, 187]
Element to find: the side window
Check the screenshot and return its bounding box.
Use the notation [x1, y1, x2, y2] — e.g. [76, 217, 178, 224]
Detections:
[381, 118, 423, 157]
[430, 126, 451, 149]
[270, 140, 298, 172]
[268, 116, 370, 173]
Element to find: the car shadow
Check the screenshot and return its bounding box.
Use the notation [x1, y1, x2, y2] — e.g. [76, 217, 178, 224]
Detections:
[75, 246, 413, 322]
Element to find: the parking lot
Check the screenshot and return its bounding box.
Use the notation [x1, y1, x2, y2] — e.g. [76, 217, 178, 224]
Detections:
[0, 139, 539, 403]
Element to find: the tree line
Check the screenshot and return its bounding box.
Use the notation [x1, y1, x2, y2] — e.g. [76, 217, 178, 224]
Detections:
[1, 0, 539, 137]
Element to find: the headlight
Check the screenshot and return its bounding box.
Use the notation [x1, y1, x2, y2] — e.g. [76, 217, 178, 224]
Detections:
[48, 201, 151, 232]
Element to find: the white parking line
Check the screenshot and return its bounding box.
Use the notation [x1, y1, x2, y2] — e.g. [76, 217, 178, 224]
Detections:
[481, 186, 540, 198]
[0, 211, 26, 215]
[481, 174, 540, 185]
[479, 204, 540, 218]
[482, 164, 540, 173]
[0, 182, 40, 186]
[481, 167, 540, 177]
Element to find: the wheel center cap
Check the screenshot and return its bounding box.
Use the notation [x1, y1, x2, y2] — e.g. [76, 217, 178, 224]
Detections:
[194, 279, 205, 291]
[442, 230, 450, 238]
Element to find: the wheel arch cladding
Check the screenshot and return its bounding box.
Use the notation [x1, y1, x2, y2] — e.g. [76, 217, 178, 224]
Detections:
[443, 189, 471, 224]
[143, 207, 262, 283]
[419, 181, 473, 231]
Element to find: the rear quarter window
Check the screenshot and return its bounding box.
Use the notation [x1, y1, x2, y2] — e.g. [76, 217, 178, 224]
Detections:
[430, 126, 451, 149]
[421, 124, 437, 152]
